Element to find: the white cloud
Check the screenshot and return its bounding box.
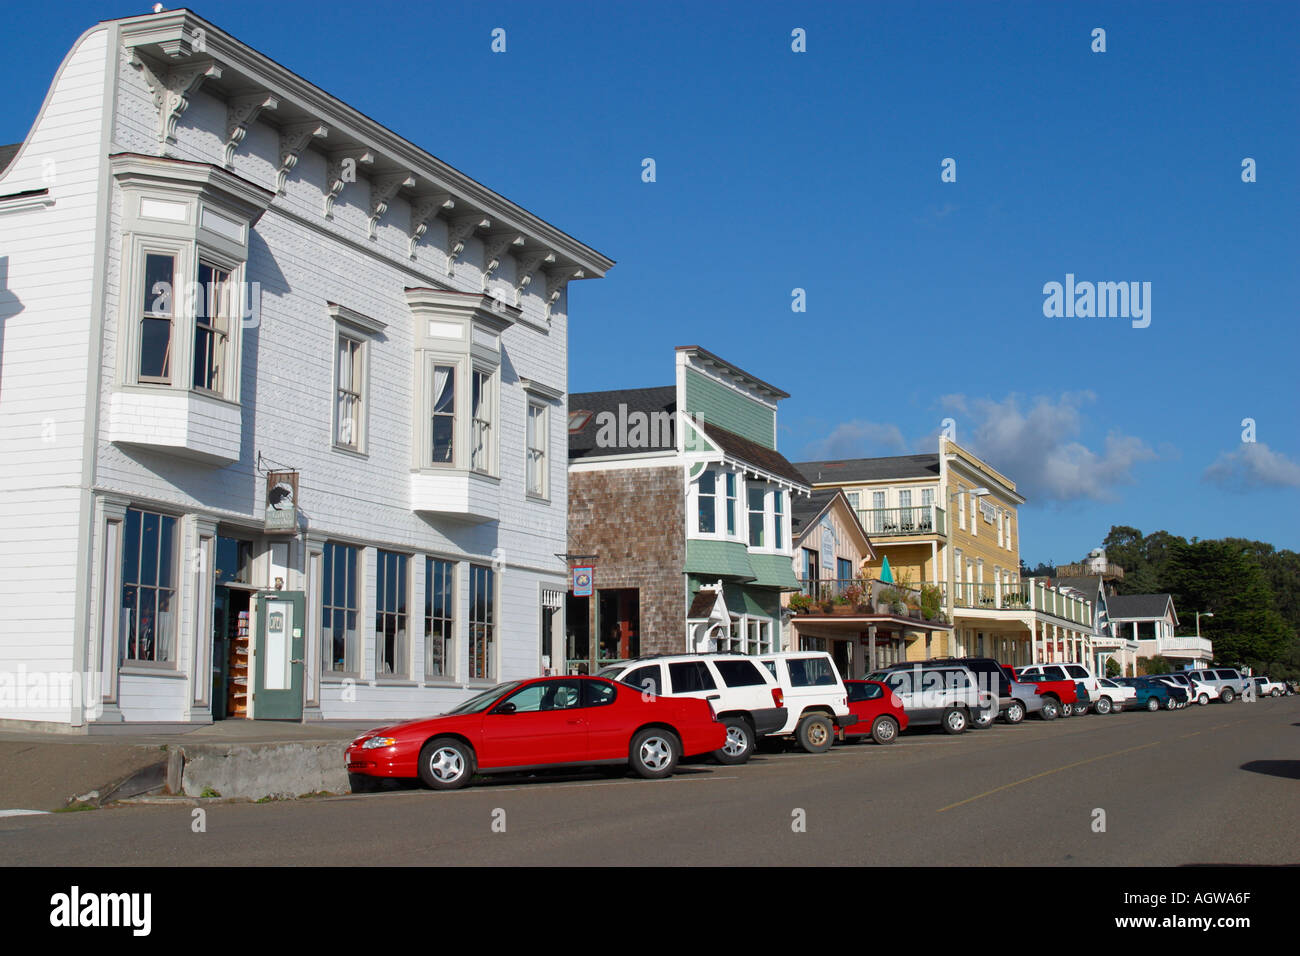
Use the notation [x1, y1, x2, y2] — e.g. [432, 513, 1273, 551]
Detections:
[942, 392, 1158, 503]
[1203, 442, 1300, 491]
[801, 420, 906, 460]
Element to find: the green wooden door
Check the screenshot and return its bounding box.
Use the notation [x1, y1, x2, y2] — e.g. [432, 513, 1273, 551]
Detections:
[253, 590, 305, 720]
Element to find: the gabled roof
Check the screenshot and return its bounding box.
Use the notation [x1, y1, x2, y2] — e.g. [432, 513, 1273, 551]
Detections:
[568, 386, 677, 459]
[791, 488, 874, 558]
[1107, 593, 1178, 623]
[1054, 575, 1105, 596]
[705, 422, 809, 489]
[797, 454, 941, 484]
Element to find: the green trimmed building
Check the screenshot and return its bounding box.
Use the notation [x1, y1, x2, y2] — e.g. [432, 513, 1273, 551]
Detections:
[565, 347, 809, 670]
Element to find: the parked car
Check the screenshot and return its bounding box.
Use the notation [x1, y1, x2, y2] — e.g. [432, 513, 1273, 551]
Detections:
[345, 676, 729, 791]
[1018, 661, 1102, 714]
[998, 665, 1046, 723]
[598, 653, 786, 764]
[1095, 676, 1136, 712]
[928, 657, 1015, 727]
[1151, 677, 1192, 708]
[757, 651, 859, 752]
[1155, 672, 1218, 705]
[865, 661, 995, 734]
[1117, 677, 1180, 711]
[842, 680, 909, 744]
[1185, 668, 1250, 703]
[1250, 676, 1286, 698]
[1013, 665, 1084, 719]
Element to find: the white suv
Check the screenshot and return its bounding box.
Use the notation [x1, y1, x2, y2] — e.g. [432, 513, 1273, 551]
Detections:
[598, 654, 787, 764]
[1185, 668, 1249, 703]
[757, 651, 859, 752]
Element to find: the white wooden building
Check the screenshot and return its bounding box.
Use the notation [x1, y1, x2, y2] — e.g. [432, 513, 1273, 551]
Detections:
[0, 10, 611, 730]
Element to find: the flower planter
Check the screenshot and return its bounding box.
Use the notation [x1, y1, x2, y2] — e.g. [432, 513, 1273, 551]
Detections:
[831, 605, 856, 616]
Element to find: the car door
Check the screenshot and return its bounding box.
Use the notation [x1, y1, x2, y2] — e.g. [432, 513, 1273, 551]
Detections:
[479, 679, 589, 768]
[581, 679, 628, 760]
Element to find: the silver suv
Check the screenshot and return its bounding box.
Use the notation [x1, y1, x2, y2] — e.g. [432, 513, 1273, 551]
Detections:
[864, 661, 996, 734]
[1185, 668, 1249, 703]
[598, 654, 787, 764]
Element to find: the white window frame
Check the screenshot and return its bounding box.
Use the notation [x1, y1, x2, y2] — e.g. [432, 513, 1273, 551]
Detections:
[333, 330, 368, 454]
[526, 398, 549, 499]
[470, 366, 498, 476]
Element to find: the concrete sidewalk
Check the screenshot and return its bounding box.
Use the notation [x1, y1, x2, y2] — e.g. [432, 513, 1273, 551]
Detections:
[0, 720, 375, 811]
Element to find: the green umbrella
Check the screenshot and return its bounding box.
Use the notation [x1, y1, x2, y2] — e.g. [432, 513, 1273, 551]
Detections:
[880, 555, 894, 584]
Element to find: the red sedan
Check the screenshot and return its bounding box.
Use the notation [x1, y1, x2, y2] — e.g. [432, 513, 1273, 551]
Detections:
[841, 680, 909, 744]
[345, 675, 729, 791]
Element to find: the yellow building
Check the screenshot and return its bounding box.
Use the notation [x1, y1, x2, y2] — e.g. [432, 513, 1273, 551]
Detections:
[796, 437, 1093, 666]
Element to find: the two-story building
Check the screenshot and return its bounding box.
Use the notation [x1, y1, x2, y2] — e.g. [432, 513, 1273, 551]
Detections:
[566, 347, 808, 671]
[797, 437, 1093, 666]
[0, 10, 611, 730]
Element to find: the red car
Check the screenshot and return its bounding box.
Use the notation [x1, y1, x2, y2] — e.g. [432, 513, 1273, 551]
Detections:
[346, 675, 729, 791]
[841, 680, 909, 744]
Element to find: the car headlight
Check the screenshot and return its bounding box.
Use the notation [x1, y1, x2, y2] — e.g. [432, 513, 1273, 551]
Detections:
[361, 736, 397, 750]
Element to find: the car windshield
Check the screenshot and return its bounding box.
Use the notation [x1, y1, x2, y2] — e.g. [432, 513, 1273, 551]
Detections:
[444, 681, 523, 715]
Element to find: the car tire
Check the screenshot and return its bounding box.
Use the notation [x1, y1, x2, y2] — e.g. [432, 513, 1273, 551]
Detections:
[1272, 689, 1282, 698]
[713, 717, 755, 765]
[1004, 700, 1026, 724]
[1198, 693, 1209, 706]
[1220, 688, 1235, 703]
[418, 737, 474, 791]
[630, 728, 680, 779]
[1094, 696, 1112, 715]
[1040, 697, 1059, 720]
[795, 713, 835, 753]
[941, 707, 968, 735]
[871, 715, 899, 744]
[1072, 703, 1089, 716]
[1059, 700, 1072, 718]
[1146, 697, 1160, 712]
[972, 705, 997, 729]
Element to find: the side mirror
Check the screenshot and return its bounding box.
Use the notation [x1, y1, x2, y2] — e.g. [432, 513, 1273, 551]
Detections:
[492, 702, 517, 715]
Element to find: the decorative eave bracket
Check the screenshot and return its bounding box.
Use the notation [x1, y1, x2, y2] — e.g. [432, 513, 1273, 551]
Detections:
[323, 148, 375, 218]
[129, 51, 222, 155]
[367, 171, 416, 239]
[446, 215, 491, 276]
[544, 266, 585, 318]
[513, 249, 556, 306]
[408, 193, 454, 258]
[277, 121, 328, 195]
[480, 232, 525, 291]
[224, 92, 279, 168]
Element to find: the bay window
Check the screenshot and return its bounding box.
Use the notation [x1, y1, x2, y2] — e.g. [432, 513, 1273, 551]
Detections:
[471, 368, 495, 474]
[748, 484, 765, 547]
[139, 253, 177, 383]
[430, 364, 456, 464]
[193, 262, 232, 393]
[698, 470, 717, 533]
[725, 473, 737, 534]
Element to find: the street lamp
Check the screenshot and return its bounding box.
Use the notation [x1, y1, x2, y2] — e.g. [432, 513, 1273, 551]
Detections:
[1195, 610, 1213, 639]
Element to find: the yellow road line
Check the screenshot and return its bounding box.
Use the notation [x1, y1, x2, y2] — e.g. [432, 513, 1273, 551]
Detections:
[937, 740, 1160, 812]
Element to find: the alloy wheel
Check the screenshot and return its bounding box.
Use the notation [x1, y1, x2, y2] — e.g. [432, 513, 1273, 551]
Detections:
[639, 736, 672, 771]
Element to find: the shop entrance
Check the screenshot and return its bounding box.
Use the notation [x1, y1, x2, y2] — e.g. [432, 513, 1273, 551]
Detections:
[212, 585, 253, 720]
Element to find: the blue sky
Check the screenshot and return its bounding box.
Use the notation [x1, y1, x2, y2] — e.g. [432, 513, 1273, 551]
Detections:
[3, 1, 1297, 565]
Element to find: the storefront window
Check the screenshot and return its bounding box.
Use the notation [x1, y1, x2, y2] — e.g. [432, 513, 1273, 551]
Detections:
[425, 558, 454, 679]
[322, 542, 359, 675]
[375, 551, 409, 677]
[120, 508, 177, 664]
[469, 564, 495, 680]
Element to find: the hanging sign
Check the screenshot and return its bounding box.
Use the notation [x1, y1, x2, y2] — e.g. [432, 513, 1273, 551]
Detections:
[571, 566, 593, 597]
[264, 471, 299, 533]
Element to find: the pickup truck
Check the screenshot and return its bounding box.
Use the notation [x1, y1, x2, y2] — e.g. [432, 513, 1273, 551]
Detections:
[1012, 667, 1082, 720]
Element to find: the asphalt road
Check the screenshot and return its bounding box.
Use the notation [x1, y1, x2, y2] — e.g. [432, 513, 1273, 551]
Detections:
[3, 696, 1297, 866]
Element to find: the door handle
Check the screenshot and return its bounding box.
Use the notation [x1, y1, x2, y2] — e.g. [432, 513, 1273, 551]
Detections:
[566, 719, 583, 725]
[291, 659, 304, 664]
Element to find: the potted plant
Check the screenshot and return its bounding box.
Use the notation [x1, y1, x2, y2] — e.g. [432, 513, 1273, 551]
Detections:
[919, 582, 943, 621]
[843, 580, 870, 614]
[789, 593, 814, 614]
[879, 586, 906, 615]
[831, 592, 855, 615]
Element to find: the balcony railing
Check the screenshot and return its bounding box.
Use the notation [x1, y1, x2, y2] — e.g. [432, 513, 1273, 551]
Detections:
[946, 577, 1094, 625]
[792, 577, 948, 623]
[950, 581, 1031, 610]
[1156, 636, 1213, 656]
[855, 505, 946, 538]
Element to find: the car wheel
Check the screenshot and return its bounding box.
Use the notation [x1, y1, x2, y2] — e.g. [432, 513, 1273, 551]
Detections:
[1272, 689, 1282, 698]
[1004, 700, 1026, 724]
[713, 717, 755, 765]
[418, 737, 474, 791]
[972, 705, 997, 729]
[1220, 688, 1235, 703]
[1146, 697, 1160, 712]
[1072, 703, 1089, 716]
[795, 713, 835, 753]
[1040, 697, 1059, 720]
[1094, 696, 1112, 715]
[1058, 700, 1072, 718]
[871, 715, 899, 744]
[1198, 693, 1209, 706]
[630, 728, 680, 779]
[941, 707, 968, 735]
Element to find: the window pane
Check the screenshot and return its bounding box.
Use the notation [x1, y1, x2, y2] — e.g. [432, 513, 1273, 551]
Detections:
[140, 318, 173, 380]
[143, 254, 174, 316]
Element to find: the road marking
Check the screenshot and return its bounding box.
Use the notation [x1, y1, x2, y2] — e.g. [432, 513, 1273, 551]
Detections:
[1180, 731, 1202, 738]
[937, 740, 1161, 813]
[0, 809, 49, 817]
